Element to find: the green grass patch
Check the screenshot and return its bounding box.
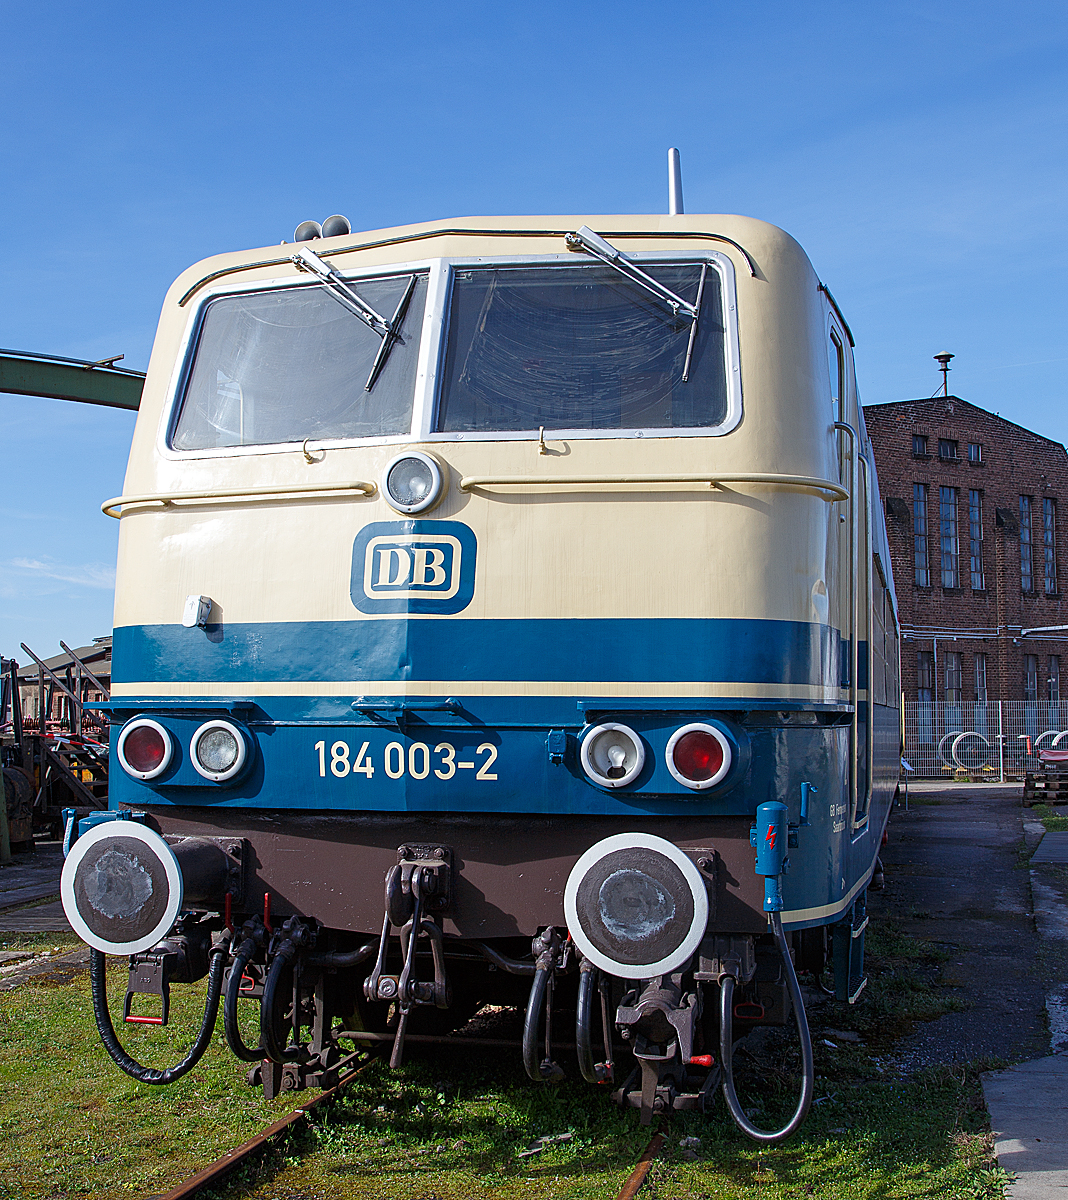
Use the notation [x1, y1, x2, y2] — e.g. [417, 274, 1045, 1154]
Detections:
[1028, 803, 1068, 832]
[0, 926, 1000, 1199]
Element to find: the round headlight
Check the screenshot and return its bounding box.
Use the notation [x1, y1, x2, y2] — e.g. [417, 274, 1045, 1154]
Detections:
[117, 718, 174, 781]
[190, 720, 249, 783]
[665, 723, 732, 790]
[580, 723, 645, 789]
[382, 451, 445, 514]
[564, 833, 709, 978]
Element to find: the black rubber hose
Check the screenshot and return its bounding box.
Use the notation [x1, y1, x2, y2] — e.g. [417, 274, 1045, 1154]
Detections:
[89, 943, 226, 1085]
[260, 941, 298, 1064]
[719, 912, 814, 1143]
[575, 963, 599, 1084]
[223, 938, 263, 1062]
[470, 942, 537, 976]
[305, 941, 377, 969]
[522, 966, 550, 1081]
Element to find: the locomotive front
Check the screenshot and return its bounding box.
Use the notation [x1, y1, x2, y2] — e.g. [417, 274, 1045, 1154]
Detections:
[62, 213, 897, 1138]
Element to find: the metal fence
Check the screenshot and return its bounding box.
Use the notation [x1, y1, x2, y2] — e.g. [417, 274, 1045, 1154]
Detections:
[902, 700, 1068, 780]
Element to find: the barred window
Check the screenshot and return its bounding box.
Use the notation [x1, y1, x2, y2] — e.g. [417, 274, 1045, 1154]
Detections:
[917, 650, 934, 702]
[944, 651, 962, 704]
[1043, 497, 1057, 594]
[969, 489, 984, 590]
[1021, 496, 1034, 592]
[1024, 653, 1039, 702]
[975, 653, 988, 703]
[913, 484, 930, 586]
[940, 486, 959, 588]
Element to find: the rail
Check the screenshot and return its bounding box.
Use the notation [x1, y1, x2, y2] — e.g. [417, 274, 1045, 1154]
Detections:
[459, 470, 849, 500]
[102, 480, 376, 518]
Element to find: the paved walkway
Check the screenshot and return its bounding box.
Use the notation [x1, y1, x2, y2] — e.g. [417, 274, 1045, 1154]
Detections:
[0, 841, 71, 932]
[871, 783, 1068, 1198]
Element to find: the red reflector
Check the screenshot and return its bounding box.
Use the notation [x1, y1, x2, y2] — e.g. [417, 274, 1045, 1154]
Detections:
[672, 731, 724, 782]
[689, 1054, 714, 1066]
[124, 725, 166, 773]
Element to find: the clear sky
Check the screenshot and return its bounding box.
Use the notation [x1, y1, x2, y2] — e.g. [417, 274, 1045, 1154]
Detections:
[2, 0, 1066, 661]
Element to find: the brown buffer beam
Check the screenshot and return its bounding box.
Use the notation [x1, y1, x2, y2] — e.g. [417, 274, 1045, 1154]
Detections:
[0, 349, 144, 410]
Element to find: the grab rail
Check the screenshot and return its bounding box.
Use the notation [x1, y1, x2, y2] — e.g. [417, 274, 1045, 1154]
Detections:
[102, 480, 376, 518]
[458, 471, 848, 500]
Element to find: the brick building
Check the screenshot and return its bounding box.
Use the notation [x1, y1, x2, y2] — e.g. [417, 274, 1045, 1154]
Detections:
[864, 395, 1068, 704]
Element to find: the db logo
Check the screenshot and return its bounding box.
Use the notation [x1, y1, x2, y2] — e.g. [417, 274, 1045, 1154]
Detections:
[350, 521, 477, 614]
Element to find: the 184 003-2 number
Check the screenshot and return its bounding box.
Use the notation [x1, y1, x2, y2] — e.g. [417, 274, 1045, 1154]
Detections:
[313, 739, 498, 782]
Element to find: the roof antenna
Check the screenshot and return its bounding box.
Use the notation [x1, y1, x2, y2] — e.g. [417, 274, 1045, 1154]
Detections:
[668, 148, 684, 215]
[933, 351, 954, 397]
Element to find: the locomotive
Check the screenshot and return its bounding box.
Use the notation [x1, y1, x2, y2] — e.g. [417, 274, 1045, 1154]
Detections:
[61, 183, 900, 1141]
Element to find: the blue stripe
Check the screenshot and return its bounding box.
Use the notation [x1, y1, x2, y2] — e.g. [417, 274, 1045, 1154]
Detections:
[113, 618, 843, 687]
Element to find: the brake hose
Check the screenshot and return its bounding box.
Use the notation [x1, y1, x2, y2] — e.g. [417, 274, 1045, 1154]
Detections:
[89, 941, 228, 1085]
[522, 965, 551, 1081]
[719, 911, 814, 1143]
[223, 937, 264, 1062]
[260, 938, 299, 1064]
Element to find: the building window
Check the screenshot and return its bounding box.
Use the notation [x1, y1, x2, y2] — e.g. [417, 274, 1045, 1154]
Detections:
[912, 434, 928, 457]
[917, 651, 934, 702]
[913, 484, 930, 586]
[975, 653, 988, 703]
[968, 442, 982, 463]
[1050, 656, 1061, 704]
[1024, 654, 1039, 702]
[1020, 496, 1034, 592]
[969, 489, 984, 589]
[938, 438, 959, 461]
[940, 486, 959, 588]
[944, 651, 962, 704]
[1043, 497, 1057, 594]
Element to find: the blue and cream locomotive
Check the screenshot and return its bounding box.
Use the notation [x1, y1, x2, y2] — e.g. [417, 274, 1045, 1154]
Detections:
[61, 189, 900, 1139]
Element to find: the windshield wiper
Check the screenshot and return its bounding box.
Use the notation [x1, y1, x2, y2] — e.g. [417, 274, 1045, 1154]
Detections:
[565, 226, 705, 381]
[292, 245, 416, 391]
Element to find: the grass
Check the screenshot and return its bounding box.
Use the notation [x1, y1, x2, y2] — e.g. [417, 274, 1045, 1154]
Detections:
[1028, 803, 1068, 833]
[0, 926, 999, 1199]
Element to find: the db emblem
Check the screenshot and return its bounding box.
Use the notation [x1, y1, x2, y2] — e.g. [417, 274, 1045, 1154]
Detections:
[350, 521, 477, 614]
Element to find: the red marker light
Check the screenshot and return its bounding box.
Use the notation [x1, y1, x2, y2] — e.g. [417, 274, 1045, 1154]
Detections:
[123, 725, 166, 773]
[672, 730, 724, 782]
[689, 1054, 714, 1066]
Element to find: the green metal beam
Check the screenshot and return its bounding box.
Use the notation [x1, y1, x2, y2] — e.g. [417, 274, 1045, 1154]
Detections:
[0, 349, 144, 410]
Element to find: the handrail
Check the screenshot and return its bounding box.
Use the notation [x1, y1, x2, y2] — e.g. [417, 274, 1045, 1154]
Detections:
[459, 471, 848, 501]
[178, 227, 759, 306]
[835, 422, 859, 825]
[102, 480, 376, 518]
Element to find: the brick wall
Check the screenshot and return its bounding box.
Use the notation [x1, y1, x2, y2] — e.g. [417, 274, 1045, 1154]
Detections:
[865, 396, 1068, 701]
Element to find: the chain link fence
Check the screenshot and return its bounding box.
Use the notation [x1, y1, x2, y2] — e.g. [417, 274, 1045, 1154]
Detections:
[902, 700, 1068, 780]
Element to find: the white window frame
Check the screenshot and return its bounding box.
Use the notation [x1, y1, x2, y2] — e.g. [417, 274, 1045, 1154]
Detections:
[157, 250, 743, 462]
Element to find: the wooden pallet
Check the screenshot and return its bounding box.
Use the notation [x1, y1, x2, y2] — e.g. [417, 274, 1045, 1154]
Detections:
[1023, 772, 1068, 805]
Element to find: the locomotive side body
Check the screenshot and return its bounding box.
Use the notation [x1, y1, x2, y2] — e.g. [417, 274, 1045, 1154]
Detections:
[66, 212, 900, 1123]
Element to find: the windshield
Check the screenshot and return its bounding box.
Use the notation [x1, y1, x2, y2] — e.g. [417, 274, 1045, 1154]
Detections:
[436, 262, 727, 433]
[171, 273, 428, 450]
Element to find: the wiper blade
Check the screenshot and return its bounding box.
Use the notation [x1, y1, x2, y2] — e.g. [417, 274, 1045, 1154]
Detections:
[293, 246, 416, 391]
[293, 245, 390, 334]
[564, 226, 698, 320]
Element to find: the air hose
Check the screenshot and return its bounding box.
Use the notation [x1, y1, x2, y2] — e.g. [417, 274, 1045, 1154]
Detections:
[223, 937, 264, 1062]
[89, 941, 228, 1085]
[260, 939, 299, 1064]
[719, 911, 814, 1143]
[521, 965, 551, 1081]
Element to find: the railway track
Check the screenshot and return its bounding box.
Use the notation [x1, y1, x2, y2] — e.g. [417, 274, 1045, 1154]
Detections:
[153, 1055, 669, 1200]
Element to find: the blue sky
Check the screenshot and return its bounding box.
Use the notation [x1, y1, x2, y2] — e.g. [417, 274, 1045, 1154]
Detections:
[2, 0, 1067, 660]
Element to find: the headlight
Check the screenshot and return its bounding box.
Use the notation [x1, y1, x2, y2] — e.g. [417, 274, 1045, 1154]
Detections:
[117, 718, 174, 780]
[382, 451, 445, 514]
[580, 723, 645, 789]
[190, 720, 249, 783]
[665, 723, 732, 790]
